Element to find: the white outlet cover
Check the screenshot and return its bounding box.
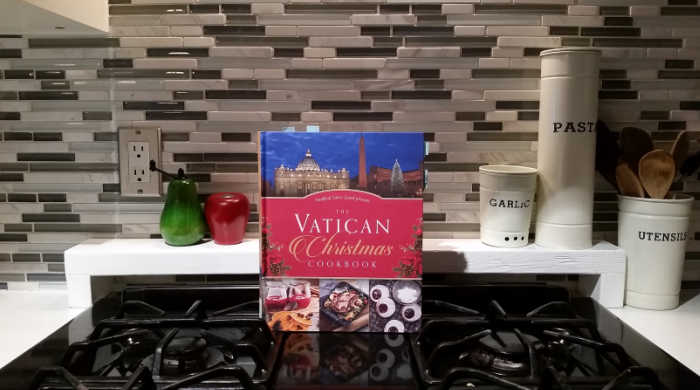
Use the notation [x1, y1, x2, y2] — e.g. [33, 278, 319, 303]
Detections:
[119, 128, 161, 196]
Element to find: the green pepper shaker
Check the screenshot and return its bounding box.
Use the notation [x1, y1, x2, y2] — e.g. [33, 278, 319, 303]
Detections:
[154, 164, 206, 246]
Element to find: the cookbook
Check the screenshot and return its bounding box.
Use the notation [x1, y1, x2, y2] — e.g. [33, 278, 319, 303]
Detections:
[259, 132, 424, 333]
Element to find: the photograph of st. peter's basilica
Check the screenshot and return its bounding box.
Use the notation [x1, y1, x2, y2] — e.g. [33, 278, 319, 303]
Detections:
[260, 132, 424, 198]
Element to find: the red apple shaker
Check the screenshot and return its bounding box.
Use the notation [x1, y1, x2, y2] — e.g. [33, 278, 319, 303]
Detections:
[204, 192, 250, 245]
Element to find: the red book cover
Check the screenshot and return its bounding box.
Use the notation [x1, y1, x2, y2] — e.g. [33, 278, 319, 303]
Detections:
[259, 132, 424, 333]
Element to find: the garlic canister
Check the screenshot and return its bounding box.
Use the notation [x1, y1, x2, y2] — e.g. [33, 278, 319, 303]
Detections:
[535, 47, 600, 249]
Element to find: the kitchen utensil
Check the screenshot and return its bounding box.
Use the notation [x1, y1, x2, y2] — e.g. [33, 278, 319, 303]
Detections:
[670, 130, 689, 173]
[619, 194, 693, 310]
[479, 164, 537, 248]
[615, 162, 645, 197]
[638, 150, 675, 199]
[152, 163, 206, 246]
[204, 192, 250, 245]
[620, 127, 654, 175]
[595, 120, 622, 189]
[535, 47, 600, 250]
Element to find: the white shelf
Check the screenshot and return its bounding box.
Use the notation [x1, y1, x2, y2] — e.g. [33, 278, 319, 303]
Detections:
[65, 238, 625, 308]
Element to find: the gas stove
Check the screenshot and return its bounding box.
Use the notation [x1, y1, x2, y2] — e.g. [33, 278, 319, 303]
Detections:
[1, 280, 698, 389]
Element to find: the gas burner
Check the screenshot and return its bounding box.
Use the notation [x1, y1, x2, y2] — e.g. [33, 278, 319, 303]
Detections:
[161, 335, 209, 376]
[411, 285, 665, 390]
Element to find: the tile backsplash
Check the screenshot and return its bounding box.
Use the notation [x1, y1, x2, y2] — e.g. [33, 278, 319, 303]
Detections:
[1, 0, 700, 289]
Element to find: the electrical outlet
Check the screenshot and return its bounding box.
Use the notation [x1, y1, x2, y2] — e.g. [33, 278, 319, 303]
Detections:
[119, 127, 161, 196]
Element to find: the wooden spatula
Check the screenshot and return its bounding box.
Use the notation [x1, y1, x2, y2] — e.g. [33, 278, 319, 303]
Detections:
[615, 162, 645, 197]
[620, 127, 654, 175]
[638, 150, 675, 199]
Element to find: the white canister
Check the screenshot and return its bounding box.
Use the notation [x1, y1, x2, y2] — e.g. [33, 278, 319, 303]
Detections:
[479, 165, 537, 248]
[618, 194, 693, 310]
[535, 47, 600, 250]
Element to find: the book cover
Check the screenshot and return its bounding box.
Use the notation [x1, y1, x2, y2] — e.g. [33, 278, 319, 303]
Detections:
[259, 132, 424, 333]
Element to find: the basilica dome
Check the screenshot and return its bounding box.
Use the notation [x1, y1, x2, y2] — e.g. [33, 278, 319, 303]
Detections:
[296, 149, 320, 171]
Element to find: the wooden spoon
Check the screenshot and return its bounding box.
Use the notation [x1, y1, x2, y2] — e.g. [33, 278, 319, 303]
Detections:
[670, 130, 689, 172]
[620, 127, 654, 175]
[638, 150, 675, 199]
[615, 162, 645, 197]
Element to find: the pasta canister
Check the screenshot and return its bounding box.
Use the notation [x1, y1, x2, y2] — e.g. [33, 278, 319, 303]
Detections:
[535, 47, 600, 250]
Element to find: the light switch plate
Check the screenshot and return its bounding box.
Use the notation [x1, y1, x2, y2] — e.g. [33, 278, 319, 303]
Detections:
[119, 127, 161, 196]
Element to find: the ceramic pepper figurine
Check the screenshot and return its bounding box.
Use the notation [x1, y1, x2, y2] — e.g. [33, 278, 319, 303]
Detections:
[204, 192, 250, 245]
[150, 161, 205, 246]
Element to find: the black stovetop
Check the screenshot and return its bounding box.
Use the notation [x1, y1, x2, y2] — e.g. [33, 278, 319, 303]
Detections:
[1, 282, 698, 389]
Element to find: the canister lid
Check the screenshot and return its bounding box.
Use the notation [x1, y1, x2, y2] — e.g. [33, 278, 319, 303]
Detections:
[540, 47, 600, 57]
[479, 164, 537, 175]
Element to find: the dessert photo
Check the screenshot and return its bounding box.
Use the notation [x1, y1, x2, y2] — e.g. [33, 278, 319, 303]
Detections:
[264, 279, 319, 332]
[319, 280, 370, 332]
[369, 280, 422, 333]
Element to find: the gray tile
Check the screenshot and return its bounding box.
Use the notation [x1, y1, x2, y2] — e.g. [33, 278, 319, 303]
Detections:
[0, 112, 21, 120]
[18, 91, 78, 100]
[216, 37, 307, 47]
[0, 92, 18, 100]
[42, 253, 64, 262]
[475, 4, 566, 14]
[286, 4, 376, 13]
[162, 133, 189, 141]
[0, 163, 29, 171]
[593, 38, 682, 47]
[582, 27, 640, 37]
[41, 81, 70, 90]
[337, 48, 397, 57]
[599, 90, 638, 99]
[12, 253, 41, 262]
[214, 164, 258, 172]
[474, 122, 503, 131]
[0, 274, 25, 282]
[361, 91, 389, 100]
[518, 111, 539, 121]
[44, 203, 71, 212]
[34, 224, 122, 233]
[270, 112, 301, 121]
[38, 193, 67, 202]
[192, 70, 220, 79]
[228, 80, 259, 89]
[0, 173, 23, 181]
[666, 60, 694, 69]
[4, 224, 32, 232]
[103, 59, 133, 68]
[406, 37, 497, 47]
[393, 26, 454, 36]
[109, 5, 187, 15]
[333, 112, 392, 121]
[0, 233, 27, 242]
[94, 132, 118, 141]
[392, 91, 451, 99]
[22, 213, 80, 222]
[550, 26, 579, 36]
[0, 49, 21, 58]
[147, 48, 209, 57]
[97, 69, 190, 79]
[124, 101, 185, 110]
[312, 101, 370, 110]
[287, 70, 377, 79]
[0, 254, 9, 261]
[496, 101, 539, 109]
[659, 71, 700, 79]
[35, 70, 65, 80]
[472, 69, 540, 78]
[17, 153, 75, 162]
[98, 193, 163, 202]
[640, 111, 669, 120]
[221, 4, 250, 13]
[83, 112, 112, 121]
[203, 26, 265, 35]
[604, 17, 633, 26]
[456, 112, 486, 121]
[600, 7, 628, 15]
[4, 70, 34, 79]
[33, 132, 62, 141]
[661, 7, 700, 15]
[423, 223, 479, 232]
[190, 4, 219, 13]
[205, 90, 266, 99]
[7, 193, 35, 202]
[28, 38, 120, 48]
[47, 264, 65, 272]
[146, 111, 207, 120]
[27, 273, 66, 282]
[173, 91, 204, 100]
[29, 163, 118, 171]
[467, 133, 537, 141]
